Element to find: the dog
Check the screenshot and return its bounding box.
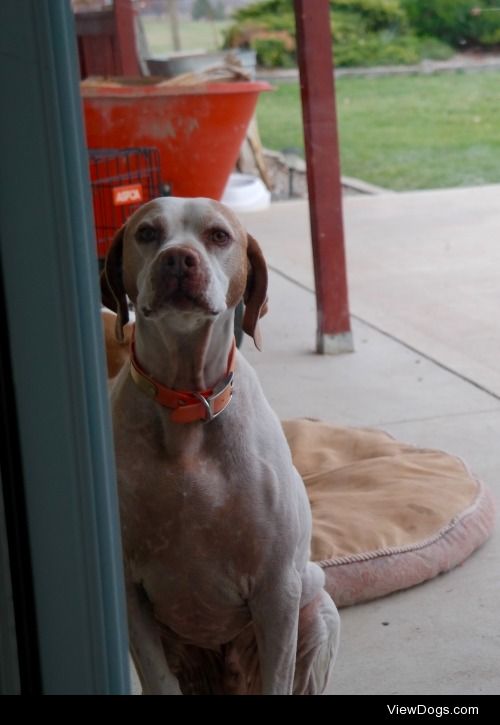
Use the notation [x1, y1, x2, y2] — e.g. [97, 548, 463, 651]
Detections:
[101, 308, 134, 379]
[101, 197, 340, 695]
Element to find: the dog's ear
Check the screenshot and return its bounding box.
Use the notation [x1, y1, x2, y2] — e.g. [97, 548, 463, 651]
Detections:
[243, 234, 268, 351]
[100, 225, 129, 343]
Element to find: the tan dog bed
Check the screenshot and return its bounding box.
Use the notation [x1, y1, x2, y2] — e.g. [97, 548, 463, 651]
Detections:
[284, 419, 495, 608]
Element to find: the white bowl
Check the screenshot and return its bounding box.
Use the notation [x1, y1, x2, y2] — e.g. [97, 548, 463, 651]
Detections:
[221, 173, 271, 213]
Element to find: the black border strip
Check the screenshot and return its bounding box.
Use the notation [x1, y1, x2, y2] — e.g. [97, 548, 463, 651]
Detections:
[0, 257, 42, 694]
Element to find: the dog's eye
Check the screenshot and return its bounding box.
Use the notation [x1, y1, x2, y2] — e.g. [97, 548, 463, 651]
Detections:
[136, 225, 158, 243]
[210, 228, 231, 246]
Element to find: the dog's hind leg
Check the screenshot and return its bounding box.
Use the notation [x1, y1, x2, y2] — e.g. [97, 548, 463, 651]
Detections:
[248, 568, 302, 694]
[126, 581, 181, 695]
[293, 587, 340, 695]
[223, 583, 340, 696]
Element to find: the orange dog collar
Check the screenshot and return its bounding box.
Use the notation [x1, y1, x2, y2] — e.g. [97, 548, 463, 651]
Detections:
[129, 339, 236, 423]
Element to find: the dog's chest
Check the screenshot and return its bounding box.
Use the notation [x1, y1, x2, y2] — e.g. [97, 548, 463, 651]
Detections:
[122, 462, 262, 559]
[118, 437, 271, 570]
[120, 453, 264, 645]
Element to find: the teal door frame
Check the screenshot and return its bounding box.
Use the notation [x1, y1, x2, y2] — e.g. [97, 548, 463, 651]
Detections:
[0, 0, 129, 694]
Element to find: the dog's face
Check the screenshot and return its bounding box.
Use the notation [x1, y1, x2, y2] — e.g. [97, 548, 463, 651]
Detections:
[127, 197, 248, 326]
[101, 197, 268, 347]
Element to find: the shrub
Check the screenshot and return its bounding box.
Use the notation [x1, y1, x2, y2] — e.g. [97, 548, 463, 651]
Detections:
[401, 0, 500, 48]
[253, 38, 295, 67]
[331, 10, 370, 45]
[330, 9, 453, 67]
[223, 8, 295, 53]
[234, 0, 407, 29]
[224, 17, 295, 55]
[232, 0, 292, 20]
[333, 0, 408, 32]
[334, 33, 421, 66]
[225, 0, 455, 68]
[334, 32, 453, 67]
[417, 36, 455, 61]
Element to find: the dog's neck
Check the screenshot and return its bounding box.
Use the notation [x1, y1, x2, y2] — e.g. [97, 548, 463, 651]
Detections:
[133, 309, 236, 393]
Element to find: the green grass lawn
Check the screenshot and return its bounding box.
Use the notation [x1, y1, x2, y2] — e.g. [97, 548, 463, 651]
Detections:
[142, 16, 230, 56]
[256, 71, 500, 190]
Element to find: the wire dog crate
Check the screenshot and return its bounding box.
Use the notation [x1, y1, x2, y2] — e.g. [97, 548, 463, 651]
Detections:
[88, 147, 162, 260]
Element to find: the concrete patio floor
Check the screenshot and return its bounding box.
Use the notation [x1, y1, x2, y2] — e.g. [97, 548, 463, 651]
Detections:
[238, 185, 500, 696]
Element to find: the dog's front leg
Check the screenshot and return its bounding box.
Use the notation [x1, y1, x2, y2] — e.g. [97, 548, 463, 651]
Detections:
[126, 581, 181, 695]
[249, 569, 302, 695]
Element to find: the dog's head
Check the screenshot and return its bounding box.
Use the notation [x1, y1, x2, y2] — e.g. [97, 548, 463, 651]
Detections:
[101, 197, 268, 348]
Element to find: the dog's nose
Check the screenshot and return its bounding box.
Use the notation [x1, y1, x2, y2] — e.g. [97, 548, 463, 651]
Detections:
[161, 246, 200, 277]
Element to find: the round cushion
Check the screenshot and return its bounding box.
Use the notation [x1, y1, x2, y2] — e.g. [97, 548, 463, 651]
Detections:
[283, 419, 495, 607]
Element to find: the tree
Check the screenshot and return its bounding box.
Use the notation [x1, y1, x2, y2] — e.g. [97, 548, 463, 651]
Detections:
[192, 0, 216, 20]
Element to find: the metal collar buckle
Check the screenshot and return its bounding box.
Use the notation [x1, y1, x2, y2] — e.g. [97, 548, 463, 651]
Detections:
[193, 372, 234, 423]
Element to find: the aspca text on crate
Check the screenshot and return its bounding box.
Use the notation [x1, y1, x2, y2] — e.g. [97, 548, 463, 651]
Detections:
[112, 184, 144, 206]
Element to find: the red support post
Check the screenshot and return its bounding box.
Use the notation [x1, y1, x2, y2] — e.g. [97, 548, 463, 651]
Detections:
[294, 0, 353, 354]
[74, 0, 140, 79]
[114, 0, 141, 76]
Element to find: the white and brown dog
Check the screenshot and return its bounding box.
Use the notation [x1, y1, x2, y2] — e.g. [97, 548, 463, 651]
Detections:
[101, 197, 340, 695]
